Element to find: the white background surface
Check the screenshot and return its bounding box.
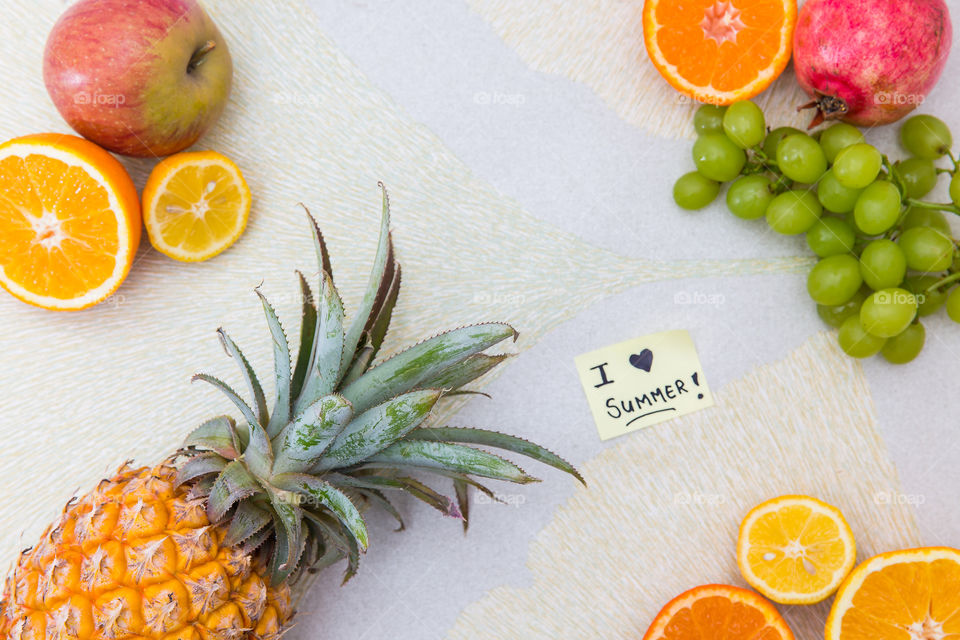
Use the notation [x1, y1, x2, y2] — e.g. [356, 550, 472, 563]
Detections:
[0, 1, 956, 639]
[294, 1, 960, 638]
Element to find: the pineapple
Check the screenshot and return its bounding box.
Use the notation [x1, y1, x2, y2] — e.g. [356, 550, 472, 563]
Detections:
[0, 186, 581, 640]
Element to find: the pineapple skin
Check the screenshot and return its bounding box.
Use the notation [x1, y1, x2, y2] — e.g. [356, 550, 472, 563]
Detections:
[0, 465, 291, 640]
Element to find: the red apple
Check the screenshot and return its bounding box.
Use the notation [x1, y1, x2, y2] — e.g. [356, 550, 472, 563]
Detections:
[43, 0, 233, 158]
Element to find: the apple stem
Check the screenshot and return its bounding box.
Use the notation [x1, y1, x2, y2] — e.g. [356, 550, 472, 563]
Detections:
[188, 40, 217, 73]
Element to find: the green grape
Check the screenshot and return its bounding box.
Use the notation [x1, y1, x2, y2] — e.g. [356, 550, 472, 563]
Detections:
[766, 190, 822, 235]
[722, 101, 765, 149]
[901, 207, 952, 235]
[817, 287, 868, 328]
[777, 133, 828, 184]
[693, 133, 747, 182]
[860, 288, 917, 338]
[951, 173, 960, 206]
[833, 143, 883, 189]
[859, 239, 906, 290]
[819, 123, 865, 163]
[806, 217, 856, 257]
[900, 114, 953, 159]
[854, 181, 901, 235]
[899, 226, 956, 272]
[817, 170, 863, 214]
[904, 275, 947, 317]
[838, 315, 887, 358]
[947, 287, 960, 323]
[807, 254, 863, 306]
[881, 322, 925, 364]
[726, 175, 774, 220]
[674, 172, 721, 210]
[893, 157, 938, 199]
[694, 104, 727, 135]
[763, 126, 804, 159]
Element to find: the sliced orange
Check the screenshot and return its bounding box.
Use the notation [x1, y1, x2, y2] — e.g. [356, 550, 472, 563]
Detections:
[643, 0, 797, 105]
[0, 133, 141, 311]
[826, 547, 960, 640]
[142, 150, 251, 262]
[738, 495, 856, 604]
[643, 584, 794, 640]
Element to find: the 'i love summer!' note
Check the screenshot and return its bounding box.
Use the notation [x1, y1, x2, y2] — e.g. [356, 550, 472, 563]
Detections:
[574, 330, 713, 440]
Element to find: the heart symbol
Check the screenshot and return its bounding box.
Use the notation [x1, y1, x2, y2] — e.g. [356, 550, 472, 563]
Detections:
[629, 349, 653, 372]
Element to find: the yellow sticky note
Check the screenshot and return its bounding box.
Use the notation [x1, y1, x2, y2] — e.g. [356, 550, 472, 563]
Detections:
[574, 330, 713, 440]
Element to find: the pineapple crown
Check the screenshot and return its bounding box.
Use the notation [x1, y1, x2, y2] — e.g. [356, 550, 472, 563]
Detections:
[177, 184, 583, 586]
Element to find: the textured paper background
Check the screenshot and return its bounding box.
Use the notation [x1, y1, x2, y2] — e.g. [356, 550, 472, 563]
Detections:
[0, 1, 958, 639]
[447, 334, 920, 639]
[466, 0, 813, 139]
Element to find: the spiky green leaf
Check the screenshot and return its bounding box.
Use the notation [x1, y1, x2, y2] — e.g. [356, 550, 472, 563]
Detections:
[273, 394, 353, 474]
[340, 184, 392, 380]
[340, 343, 374, 388]
[454, 479, 470, 533]
[407, 427, 584, 484]
[363, 261, 401, 364]
[244, 423, 274, 480]
[296, 271, 345, 413]
[303, 205, 333, 282]
[268, 505, 305, 585]
[268, 489, 304, 574]
[290, 272, 317, 402]
[217, 329, 269, 428]
[255, 290, 292, 438]
[272, 473, 369, 550]
[207, 461, 262, 522]
[222, 499, 272, 547]
[192, 374, 260, 433]
[357, 489, 404, 532]
[363, 440, 538, 484]
[419, 353, 509, 391]
[238, 524, 272, 555]
[327, 473, 460, 519]
[183, 416, 240, 459]
[174, 454, 227, 487]
[314, 389, 442, 471]
[341, 323, 516, 413]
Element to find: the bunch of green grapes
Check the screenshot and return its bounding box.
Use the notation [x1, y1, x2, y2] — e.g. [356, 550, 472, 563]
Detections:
[675, 101, 960, 364]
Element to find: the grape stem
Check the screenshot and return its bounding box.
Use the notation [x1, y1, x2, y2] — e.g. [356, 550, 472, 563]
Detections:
[905, 198, 960, 216]
[948, 149, 960, 174]
[925, 271, 960, 293]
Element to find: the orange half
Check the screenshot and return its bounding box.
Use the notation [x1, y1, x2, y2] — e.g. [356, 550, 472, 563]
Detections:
[826, 547, 960, 640]
[643, 0, 797, 105]
[642, 584, 795, 640]
[0, 134, 141, 311]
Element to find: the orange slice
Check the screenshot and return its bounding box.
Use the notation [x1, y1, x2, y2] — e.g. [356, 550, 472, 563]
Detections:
[642, 584, 794, 640]
[643, 0, 797, 105]
[0, 133, 141, 311]
[738, 495, 856, 604]
[142, 150, 251, 262]
[826, 547, 960, 640]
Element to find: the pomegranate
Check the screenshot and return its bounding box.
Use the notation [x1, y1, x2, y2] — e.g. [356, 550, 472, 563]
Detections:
[793, 0, 952, 127]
